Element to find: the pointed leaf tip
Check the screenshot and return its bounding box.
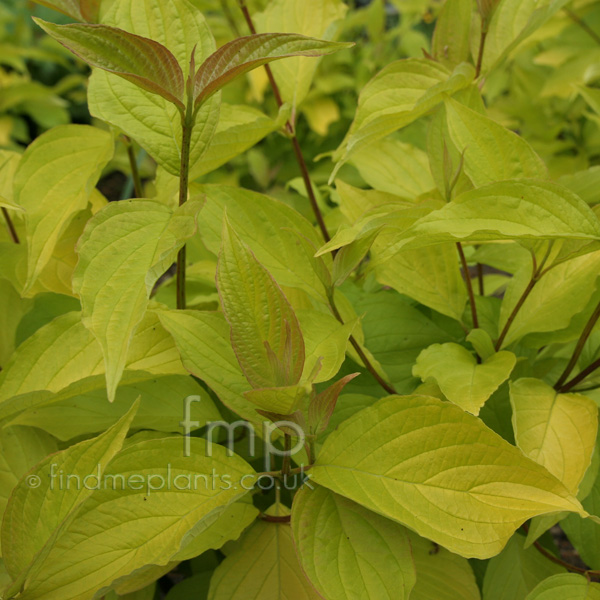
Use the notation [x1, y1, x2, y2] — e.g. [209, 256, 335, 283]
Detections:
[194, 33, 353, 107]
[33, 19, 185, 109]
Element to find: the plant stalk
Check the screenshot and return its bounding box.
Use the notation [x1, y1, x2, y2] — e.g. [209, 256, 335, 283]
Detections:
[176, 100, 194, 310]
[329, 293, 397, 395]
[495, 251, 547, 351]
[1, 207, 19, 244]
[555, 299, 600, 390]
[237, 0, 331, 243]
[559, 356, 600, 393]
[123, 135, 143, 198]
[522, 523, 600, 579]
[457, 242, 479, 329]
[564, 7, 600, 46]
[475, 28, 487, 78]
[495, 276, 536, 351]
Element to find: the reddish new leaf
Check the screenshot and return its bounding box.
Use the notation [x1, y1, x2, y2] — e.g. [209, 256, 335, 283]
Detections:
[308, 373, 359, 435]
[34, 19, 185, 109]
[193, 33, 353, 108]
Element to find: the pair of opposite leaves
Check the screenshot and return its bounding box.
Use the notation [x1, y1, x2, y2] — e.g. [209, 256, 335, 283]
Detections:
[34, 17, 352, 124]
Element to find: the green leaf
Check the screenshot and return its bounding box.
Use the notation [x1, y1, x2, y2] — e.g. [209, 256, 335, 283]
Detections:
[331, 60, 475, 179]
[482, 533, 565, 600]
[413, 342, 516, 415]
[525, 574, 600, 599]
[498, 250, 600, 348]
[208, 505, 320, 599]
[291, 485, 416, 600]
[373, 242, 468, 320]
[2, 401, 139, 589]
[510, 378, 598, 495]
[3, 372, 221, 442]
[348, 138, 435, 199]
[0, 279, 28, 366]
[0, 151, 24, 212]
[194, 33, 352, 108]
[0, 311, 186, 405]
[297, 309, 355, 384]
[312, 394, 584, 559]
[217, 219, 305, 389]
[244, 384, 309, 415]
[253, 0, 348, 108]
[172, 499, 259, 561]
[73, 200, 199, 402]
[88, 0, 219, 175]
[155, 309, 262, 428]
[481, 0, 571, 74]
[406, 529, 481, 600]
[11, 437, 255, 600]
[0, 426, 57, 555]
[190, 104, 287, 179]
[342, 287, 454, 392]
[198, 184, 331, 301]
[562, 466, 600, 570]
[444, 96, 548, 186]
[12, 124, 113, 293]
[378, 181, 600, 256]
[34, 20, 185, 108]
[432, 0, 473, 68]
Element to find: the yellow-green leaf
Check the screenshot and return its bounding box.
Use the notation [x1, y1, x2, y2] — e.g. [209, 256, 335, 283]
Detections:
[190, 104, 286, 179]
[0, 426, 57, 556]
[208, 505, 320, 600]
[510, 378, 598, 495]
[73, 200, 199, 402]
[13, 124, 113, 293]
[291, 485, 416, 600]
[373, 242, 468, 320]
[312, 394, 584, 559]
[482, 533, 565, 600]
[3, 372, 220, 442]
[155, 309, 261, 428]
[406, 529, 481, 600]
[199, 184, 331, 301]
[12, 437, 255, 600]
[253, 0, 348, 108]
[217, 220, 305, 389]
[432, 0, 473, 68]
[2, 401, 139, 589]
[0, 150, 24, 212]
[444, 96, 548, 186]
[525, 574, 600, 600]
[413, 342, 516, 415]
[0, 311, 185, 405]
[378, 181, 600, 257]
[331, 60, 475, 179]
[88, 0, 219, 175]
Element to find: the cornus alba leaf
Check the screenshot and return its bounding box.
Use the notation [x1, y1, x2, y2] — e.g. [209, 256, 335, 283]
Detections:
[193, 33, 353, 108]
[33, 19, 186, 109]
[32, 0, 99, 23]
[35, 19, 351, 115]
